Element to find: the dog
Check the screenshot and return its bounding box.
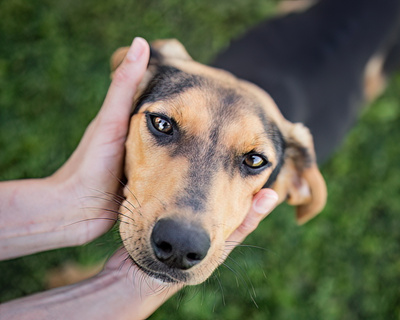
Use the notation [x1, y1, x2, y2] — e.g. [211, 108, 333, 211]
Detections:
[110, 39, 327, 286]
[110, 0, 400, 287]
[44, 0, 400, 292]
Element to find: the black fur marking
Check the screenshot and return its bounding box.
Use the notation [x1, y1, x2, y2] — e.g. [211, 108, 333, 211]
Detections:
[262, 122, 286, 188]
[174, 133, 225, 213]
[149, 47, 162, 65]
[133, 66, 203, 115]
[253, 107, 286, 188]
[173, 86, 250, 213]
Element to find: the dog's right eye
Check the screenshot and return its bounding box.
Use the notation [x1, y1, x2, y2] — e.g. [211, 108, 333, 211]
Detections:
[241, 152, 271, 175]
[244, 154, 266, 168]
[149, 114, 173, 135]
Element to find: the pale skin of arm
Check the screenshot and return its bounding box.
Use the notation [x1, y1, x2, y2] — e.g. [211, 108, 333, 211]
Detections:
[0, 190, 278, 320]
[0, 37, 151, 260]
[0, 37, 279, 319]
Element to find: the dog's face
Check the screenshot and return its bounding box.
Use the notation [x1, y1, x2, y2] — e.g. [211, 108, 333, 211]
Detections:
[111, 40, 327, 285]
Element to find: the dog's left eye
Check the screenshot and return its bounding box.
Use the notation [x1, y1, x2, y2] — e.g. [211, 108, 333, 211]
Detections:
[243, 154, 268, 169]
[150, 115, 173, 135]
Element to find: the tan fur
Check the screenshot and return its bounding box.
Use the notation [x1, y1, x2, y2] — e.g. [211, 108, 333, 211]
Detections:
[112, 39, 327, 285]
[364, 54, 387, 102]
[277, 0, 317, 14]
[46, 261, 104, 289]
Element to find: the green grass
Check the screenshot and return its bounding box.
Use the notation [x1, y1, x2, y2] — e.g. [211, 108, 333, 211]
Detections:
[1, 0, 400, 319]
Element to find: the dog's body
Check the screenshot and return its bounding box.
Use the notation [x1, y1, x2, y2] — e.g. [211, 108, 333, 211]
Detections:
[111, 0, 400, 286]
[213, 0, 400, 162]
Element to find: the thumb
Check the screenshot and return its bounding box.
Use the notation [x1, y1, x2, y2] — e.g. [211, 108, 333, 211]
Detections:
[225, 189, 278, 247]
[100, 37, 150, 123]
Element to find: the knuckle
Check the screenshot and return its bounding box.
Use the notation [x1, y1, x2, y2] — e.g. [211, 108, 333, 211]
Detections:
[237, 218, 258, 235]
[113, 64, 132, 86]
[112, 63, 140, 89]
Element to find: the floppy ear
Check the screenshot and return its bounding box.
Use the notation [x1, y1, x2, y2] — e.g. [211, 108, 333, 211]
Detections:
[110, 46, 130, 74]
[110, 39, 192, 97]
[110, 39, 192, 73]
[149, 39, 193, 61]
[272, 123, 327, 225]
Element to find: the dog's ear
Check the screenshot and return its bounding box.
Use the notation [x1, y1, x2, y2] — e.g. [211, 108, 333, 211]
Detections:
[110, 39, 192, 101]
[110, 45, 157, 105]
[110, 39, 192, 75]
[149, 39, 193, 61]
[110, 46, 130, 74]
[272, 123, 327, 225]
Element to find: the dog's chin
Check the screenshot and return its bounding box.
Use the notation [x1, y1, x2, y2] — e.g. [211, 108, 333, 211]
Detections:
[128, 256, 183, 285]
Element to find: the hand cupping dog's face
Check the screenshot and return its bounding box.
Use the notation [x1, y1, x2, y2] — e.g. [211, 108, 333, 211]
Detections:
[111, 39, 326, 285]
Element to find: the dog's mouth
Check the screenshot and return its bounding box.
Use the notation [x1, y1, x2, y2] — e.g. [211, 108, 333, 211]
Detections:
[128, 255, 185, 284]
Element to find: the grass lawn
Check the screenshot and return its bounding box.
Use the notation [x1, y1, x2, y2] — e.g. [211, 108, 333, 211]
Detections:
[1, 0, 400, 319]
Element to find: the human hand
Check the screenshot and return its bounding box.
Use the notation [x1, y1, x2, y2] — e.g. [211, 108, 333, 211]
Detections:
[48, 37, 151, 246]
[0, 38, 151, 259]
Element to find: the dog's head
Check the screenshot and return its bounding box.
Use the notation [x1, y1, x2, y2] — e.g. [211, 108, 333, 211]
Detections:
[111, 39, 327, 285]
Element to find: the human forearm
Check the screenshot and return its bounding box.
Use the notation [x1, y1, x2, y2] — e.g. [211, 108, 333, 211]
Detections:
[0, 186, 277, 320]
[0, 177, 104, 260]
[0, 38, 150, 261]
[0, 256, 180, 320]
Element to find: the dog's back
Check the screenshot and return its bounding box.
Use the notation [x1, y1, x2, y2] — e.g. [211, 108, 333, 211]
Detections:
[213, 0, 400, 162]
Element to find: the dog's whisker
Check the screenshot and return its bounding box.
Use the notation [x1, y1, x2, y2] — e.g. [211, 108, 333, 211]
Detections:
[82, 194, 125, 209]
[221, 256, 259, 306]
[175, 287, 186, 310]
[93, 188, 125, 202]
[114, 210, 138, 223]
[84, 193, 141, 218]
[124, 200, 143, 217]
[225, 255, 256, 295]
[123, 184, 142, 209]
[224, 241, 267, 252]
[102, 190, 129, 206]
[83, 189, 143, 220]
[82, 206, 137, 226]
[122, 198, 140, 213]
[71, 217, 129, 226]
[216, 277, 226, 307]
[119, 256, 132, 273]
[106, 169, 129, 191]
[221, 261, 254, 298]
[100, 189, 141, 214]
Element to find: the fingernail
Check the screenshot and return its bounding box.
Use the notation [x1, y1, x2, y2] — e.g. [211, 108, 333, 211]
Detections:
[127, 37, 146, 62]
[253, 192, 278, 214]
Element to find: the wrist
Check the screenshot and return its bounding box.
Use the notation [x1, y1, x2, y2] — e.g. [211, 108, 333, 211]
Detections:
[0, 261, 180, 320]
[43, 173, 112, 247]
[0, 176, 87, 260]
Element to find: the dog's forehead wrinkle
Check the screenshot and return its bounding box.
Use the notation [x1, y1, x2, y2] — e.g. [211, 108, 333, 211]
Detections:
[134, 65, 204, 114]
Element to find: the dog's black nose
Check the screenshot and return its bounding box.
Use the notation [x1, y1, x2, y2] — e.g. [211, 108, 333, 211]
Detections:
[151, 218, 210, 270]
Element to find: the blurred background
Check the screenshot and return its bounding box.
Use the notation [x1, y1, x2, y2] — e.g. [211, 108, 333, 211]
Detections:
[1, 0, 400, 319]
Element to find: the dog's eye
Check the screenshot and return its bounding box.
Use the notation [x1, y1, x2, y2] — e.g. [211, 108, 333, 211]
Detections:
[243, 154, 268, 169]
[151, 115, 173, 135]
